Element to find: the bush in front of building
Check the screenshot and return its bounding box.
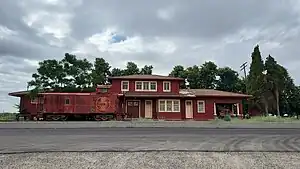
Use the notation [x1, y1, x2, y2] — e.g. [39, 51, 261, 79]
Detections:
[223, 113, 231, 121]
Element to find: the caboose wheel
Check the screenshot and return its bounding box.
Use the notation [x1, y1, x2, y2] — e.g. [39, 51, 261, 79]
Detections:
[52, 115, 61, 121]
[60, 115, 68, 121]
[102, 115, 109, 121]
[94, 115, 103, 121]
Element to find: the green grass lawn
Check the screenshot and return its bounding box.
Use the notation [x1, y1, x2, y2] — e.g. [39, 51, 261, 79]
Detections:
[227, 116, 300, 123]
[0, 113, 17, 121]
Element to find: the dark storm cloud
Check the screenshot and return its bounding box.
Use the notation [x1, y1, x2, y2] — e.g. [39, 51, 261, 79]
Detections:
[70, 0, 299, 40]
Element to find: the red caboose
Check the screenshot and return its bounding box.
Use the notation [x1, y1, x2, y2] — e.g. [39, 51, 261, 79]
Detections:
[9, 85, 124, 121]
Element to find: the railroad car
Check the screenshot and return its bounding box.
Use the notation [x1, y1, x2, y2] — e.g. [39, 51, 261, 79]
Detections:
[32, 85, 125, 121]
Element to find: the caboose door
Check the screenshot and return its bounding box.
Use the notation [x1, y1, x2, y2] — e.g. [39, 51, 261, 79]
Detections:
[127, 100, 140, 118]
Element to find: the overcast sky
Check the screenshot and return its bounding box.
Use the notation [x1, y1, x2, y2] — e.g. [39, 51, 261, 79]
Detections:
[1, 0, 300, 112]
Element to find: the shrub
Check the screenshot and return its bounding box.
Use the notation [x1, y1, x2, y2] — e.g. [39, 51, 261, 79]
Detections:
[224, 114, 231, 121]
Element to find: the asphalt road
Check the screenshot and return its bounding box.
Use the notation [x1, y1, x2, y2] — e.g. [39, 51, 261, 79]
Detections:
[1, 128, 300, 153]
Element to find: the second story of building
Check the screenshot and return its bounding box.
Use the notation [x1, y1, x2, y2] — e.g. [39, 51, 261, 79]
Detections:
[108, 75, 185, 94]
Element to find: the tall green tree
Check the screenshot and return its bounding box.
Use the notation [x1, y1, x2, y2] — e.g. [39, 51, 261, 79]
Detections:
[169, 65, 187, 88]
[27, 59, 65, 90]
[216, 67, 241, 92]
[140, 65, 153, 75]
[110, 68, 124, 77]
[198, 61, 218, 89]
[124, 62, 140, 75]
[288, 86, 300, 119]
[61, 53, 93, 88]
[247, 45, 265, 113]
[91, 58, 111, 86]
[265, 55, 283, 116]
[185, 65, 201, 89]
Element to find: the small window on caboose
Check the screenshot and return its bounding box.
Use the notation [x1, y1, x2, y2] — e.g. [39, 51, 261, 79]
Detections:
[65, 98, 70, 105]
[100, 88, 108, 93]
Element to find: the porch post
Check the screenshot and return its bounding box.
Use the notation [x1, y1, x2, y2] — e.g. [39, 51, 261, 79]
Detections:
[236, 103, 240, 115]
[213, 102, 217, 116]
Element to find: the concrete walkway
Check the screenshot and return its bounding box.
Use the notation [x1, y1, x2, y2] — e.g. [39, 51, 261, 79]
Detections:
[0, 121, 300, 128]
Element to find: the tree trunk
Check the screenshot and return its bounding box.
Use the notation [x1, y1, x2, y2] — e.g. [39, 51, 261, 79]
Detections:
[262, 96, 269, 116]
[275, 88, 280, 117]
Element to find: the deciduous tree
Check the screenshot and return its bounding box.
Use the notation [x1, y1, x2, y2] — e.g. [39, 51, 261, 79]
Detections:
[140, 65, 153, 75]
[124, 62, 139, 75]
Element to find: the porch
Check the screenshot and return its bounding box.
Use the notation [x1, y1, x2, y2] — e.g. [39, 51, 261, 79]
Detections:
[120, 99, 243, 121]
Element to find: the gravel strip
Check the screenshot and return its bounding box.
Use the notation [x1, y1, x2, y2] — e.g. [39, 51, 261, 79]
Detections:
[1, 152, 300, 169]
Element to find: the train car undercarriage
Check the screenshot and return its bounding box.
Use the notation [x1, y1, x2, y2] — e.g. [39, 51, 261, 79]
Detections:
[35, 112, 125, 121]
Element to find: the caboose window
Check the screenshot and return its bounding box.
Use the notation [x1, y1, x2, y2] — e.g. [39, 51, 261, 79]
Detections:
[65, 98, 70, 105]
[101, 88, 108, 93]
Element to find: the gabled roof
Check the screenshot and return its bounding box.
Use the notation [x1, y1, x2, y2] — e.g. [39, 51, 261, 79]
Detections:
[108, 74, 184, 81]
[180, 89, 251, 98]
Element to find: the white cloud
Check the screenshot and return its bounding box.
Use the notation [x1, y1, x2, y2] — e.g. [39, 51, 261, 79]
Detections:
[0, 25, 18, 39]
[73, 28, 177, 55]
[23, 11, 72, 39]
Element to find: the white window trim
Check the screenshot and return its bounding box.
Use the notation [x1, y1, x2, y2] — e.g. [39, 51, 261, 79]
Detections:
[163, 81, 171, 92]
[158, 99, 180, 112]
[121, 81, 129, 91]
[135, 81, 157, 91]
[197, 100, 205, 113]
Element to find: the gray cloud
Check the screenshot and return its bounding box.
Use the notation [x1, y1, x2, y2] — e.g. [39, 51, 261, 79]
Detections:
[1, 0, 300, 112]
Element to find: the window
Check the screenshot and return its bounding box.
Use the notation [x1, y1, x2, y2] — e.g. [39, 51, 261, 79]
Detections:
[197, 100, 205, 113]
[159, 100, 165, 112]
[100, 88, 108, 93]
[158, 100, 180, 112]
[163, 81, 171, 92]
[135, 81, 157, 91]
[173, 100, 180, 112]
[166, 100, 172, 111]
[31, 98, 38, 104]
[121, 81, 129, 91]
[143, 82, 149, 90]
[65, 98, 70, 105]
[150, 82, 156, 90]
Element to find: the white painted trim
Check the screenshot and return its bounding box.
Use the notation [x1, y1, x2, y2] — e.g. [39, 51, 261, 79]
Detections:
[197, 100, 205, 113]
[163, 81, 171, 92]
[237, 103, 240, 115]
[145, 100, 153, 118]
[121, 81, 129, 91]
[214, 102, 217, 115]
[185, 100, 193, 118]
[135, 81, 157, 91]
[158, 99, 180, 112]
[125, 100, 141, 118]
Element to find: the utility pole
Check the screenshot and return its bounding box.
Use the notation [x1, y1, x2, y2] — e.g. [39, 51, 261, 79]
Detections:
[240, 62, 247, 80]
[240, 62, 248, 118]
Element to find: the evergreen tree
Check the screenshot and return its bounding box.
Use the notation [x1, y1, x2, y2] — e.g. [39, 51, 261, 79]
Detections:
[247, 45, 265, 113]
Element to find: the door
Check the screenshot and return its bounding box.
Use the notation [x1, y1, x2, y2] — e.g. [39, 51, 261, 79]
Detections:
[127, 100, 140, 118]
[185, 100, 193, 119]
[145, 100, 152, 118]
